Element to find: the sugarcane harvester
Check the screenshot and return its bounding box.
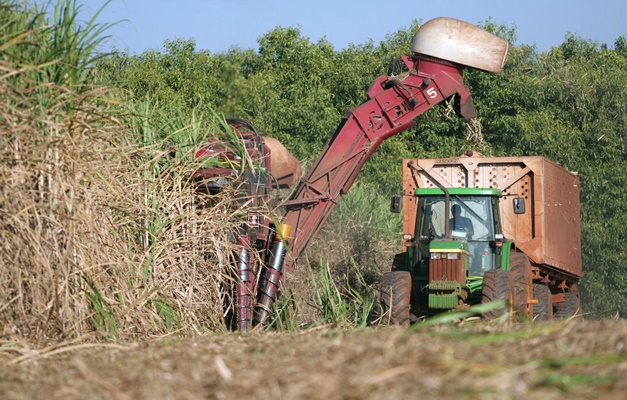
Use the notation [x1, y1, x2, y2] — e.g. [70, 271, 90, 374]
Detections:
[197, 18, 509, 331]
[194, 118, 302, 331]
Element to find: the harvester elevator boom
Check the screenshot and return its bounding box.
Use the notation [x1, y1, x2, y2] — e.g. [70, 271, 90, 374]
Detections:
[253, 17, 508, 328]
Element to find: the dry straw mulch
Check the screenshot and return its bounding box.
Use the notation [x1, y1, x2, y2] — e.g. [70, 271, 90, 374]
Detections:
[1, 320, 625, 399]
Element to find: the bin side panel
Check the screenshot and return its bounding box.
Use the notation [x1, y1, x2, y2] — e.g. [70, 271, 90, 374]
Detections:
[541, 159, 582, 277]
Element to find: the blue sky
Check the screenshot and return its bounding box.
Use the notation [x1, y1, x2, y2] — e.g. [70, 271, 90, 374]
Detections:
[75, 0, 625, 54]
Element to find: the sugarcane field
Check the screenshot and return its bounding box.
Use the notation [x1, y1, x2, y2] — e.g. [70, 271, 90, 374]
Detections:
[1, 1, 626, 399]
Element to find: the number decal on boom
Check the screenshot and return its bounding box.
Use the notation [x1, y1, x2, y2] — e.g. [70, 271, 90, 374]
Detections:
[426, 87, 438, 99]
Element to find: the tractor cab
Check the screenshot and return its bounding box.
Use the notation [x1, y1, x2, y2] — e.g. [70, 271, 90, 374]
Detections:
[415, 188, 503, 277]
[399, 187, 505, 311]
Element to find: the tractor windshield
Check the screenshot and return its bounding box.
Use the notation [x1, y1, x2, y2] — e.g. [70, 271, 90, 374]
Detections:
[419, 196, 495, 240]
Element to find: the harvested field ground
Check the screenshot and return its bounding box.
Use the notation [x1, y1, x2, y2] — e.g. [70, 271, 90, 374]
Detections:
[1, 320, 626, 399]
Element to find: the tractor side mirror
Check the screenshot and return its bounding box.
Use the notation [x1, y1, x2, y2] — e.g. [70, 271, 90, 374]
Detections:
[390, 196, 402, 213]
[513, 197, 526, 214]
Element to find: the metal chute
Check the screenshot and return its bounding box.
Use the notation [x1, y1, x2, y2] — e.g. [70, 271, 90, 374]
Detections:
[412, 17, 508, 73]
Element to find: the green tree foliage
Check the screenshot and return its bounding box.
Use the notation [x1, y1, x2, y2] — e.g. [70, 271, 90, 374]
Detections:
[93, 22, 626, 318]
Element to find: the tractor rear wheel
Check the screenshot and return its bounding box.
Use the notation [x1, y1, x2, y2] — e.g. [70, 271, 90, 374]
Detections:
[509, 252, 532, 319]
[532, 284, 552, 321]
[380, 271, 411, 326]
[481, 269, 511, 318]
[554, 291, 580, 320]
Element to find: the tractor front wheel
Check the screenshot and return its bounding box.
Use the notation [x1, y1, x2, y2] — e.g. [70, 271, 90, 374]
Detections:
[380, 271, 411, 326]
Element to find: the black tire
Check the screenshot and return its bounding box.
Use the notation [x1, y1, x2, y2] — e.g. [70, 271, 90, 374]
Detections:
[554, 291, 580, 320]
[481, 269, 511, 318]
[509, 252, 532, 319]
[532, 284, 552, 321]
[380, 271, 411, 326]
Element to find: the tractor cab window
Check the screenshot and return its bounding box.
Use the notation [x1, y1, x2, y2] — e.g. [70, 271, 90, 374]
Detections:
[418, 196, 495, 240]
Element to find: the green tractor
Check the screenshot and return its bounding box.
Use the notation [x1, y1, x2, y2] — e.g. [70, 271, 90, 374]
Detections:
[381, 152, 582, 324]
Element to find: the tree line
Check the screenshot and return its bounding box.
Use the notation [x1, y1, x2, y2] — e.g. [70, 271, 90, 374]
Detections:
[93, 21, 627, 318]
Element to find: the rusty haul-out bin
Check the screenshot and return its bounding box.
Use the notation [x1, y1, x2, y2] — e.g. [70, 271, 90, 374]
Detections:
[401, 151, 582, 280]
